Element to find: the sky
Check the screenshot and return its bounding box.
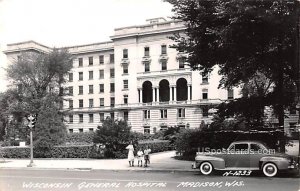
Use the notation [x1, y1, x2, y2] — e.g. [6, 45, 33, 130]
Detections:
[0, 0, 174, 92]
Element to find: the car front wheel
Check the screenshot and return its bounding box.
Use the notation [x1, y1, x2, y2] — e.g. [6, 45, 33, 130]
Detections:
[262, 163, 278, 177]
[200, 162, 213, 175]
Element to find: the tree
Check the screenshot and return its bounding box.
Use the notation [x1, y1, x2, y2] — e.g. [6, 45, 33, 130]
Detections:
[166, 0, 299, 151]
[5, 48, 73, 146]
[93, 118, 137, 158]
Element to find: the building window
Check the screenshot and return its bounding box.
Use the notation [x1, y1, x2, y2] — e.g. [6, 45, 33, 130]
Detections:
[99, 70, 104, 79]
[99, 113, 105, 122]
[99, 84, 104, 93]
[178, 108, 185, 118]
[110, 54, 114, 63]
[228, 89, 234, 99]
[110, 97, 115, 107]
[123, 49, 128, 59]
[110, 112, 114, 120]
[124, 95, 128, 104]
[124, 111, 128, 121]
[89, 85, 94, 94]
[160, 126, 168, 131]
[144, 110, 150, 119]
[79, 72, 83, 81]
[110, 83, 115, 92]
[145, 62, 150, 72]
[160, 109, 167, 119]
[123, 64, 128, 74]
[69, 100, 73, 109]
[203, 107, 209, 117]
[290, 123, 297, 130]
[110, 69, 115, 78]
[99, 55, 104, 64]
[68, 86, 73, 96]
[69, 129, 73, 133]
[161, 60, 167, 71]
[100, 98, 104, 107]
[89, 57, 93, 66]
[161, 45, 167, 55]
[79, 86, 83, 95]
[89, 71, 93, 80]
[202, 71, 208, 84]
[79, 128, 83, 133]
[69, 115, 73, 123]
[89, 114, 94, 123]
[144, 47, 150, 57]
[78, 58, 83, 67]
[179, 59, 185, 69]
[202, 89, 208, 100]
[69, 73, 73, 82]
[123, 80, 128, 89]
[144, 126, 150, 134]
[153, 127, 157, 134]
[79, 114, 83, 123]
[79, 99, 83, 108]
[89, 99, 93, 108]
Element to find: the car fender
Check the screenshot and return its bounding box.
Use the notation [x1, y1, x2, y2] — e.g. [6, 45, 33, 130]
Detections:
[195, 155, 225, 170]
[259, 156, 289, 170]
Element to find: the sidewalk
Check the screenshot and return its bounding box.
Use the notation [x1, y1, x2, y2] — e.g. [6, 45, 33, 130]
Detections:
[0, 151, 194, 172]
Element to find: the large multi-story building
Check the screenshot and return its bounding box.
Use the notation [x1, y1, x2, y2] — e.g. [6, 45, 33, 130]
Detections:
[4, 18, 240, 134]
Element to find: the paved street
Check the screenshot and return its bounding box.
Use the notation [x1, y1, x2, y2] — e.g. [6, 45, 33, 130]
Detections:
[0, 169, 299, 191]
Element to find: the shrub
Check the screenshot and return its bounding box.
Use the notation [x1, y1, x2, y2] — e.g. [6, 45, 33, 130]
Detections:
[137, 140, 171, 153]
[1, 146, 30, 158]
[65, 132, 95, 145]
[175, 128, 283, 160]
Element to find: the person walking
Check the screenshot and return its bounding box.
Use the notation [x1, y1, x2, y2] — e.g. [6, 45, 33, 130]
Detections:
[137, 148, 144, 167]
[126, 142, 135, 167]
[144, 146, 151, 167]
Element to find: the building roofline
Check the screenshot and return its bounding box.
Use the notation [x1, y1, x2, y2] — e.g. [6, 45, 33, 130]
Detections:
[6, 40, 50, 49]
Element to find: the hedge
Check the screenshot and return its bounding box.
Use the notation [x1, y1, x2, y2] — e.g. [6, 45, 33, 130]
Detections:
[1, 140, 172, 159]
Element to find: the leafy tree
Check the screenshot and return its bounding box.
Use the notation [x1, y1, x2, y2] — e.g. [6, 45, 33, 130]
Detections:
[4, 48, 72, 146]
[166, 0, 299, 151]
[93, 118, 136, 158]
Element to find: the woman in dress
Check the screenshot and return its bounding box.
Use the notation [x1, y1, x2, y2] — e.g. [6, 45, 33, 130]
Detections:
[126, 142, 134, 167]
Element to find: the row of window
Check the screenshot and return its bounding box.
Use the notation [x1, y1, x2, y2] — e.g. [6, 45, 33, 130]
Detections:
[78, 54, 114, 67]
[67, 81, 128, 97]
[68, 69, 115, 82]
[69, 112, 127, 123]
[68, 108, 195, 124]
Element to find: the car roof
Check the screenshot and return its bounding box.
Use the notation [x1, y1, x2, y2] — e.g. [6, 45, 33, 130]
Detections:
[230, 140, 266, 145]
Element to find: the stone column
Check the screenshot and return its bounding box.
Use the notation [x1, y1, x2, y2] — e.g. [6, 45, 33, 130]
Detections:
[152, 88, 155, 103]
[187, 85, 191, 101]
[139, 89, 143, 103]
[157, 88, 160, 102]
[169, 86, 172, 102]
[174, 86, 177, 101]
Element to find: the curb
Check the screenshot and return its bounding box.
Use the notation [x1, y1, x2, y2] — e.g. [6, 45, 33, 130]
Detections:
[0, 166, 196, 173]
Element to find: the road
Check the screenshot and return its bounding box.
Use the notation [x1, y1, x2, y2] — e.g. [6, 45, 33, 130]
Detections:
[0, 169, 299, 191]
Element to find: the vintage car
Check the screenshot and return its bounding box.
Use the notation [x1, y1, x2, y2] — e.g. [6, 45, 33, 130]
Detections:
[192, 141, 299, 177]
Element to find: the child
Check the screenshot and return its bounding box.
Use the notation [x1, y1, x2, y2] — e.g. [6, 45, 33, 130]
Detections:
[144, 146, 151, 167]
[137, 148, 144, 167]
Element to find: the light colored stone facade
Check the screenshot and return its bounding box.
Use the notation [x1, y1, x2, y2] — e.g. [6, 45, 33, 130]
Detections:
[4, 18, 241, 134]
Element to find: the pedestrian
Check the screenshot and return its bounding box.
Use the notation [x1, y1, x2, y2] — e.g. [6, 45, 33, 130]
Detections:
[126, 141, 134, 167]
[137, 147, 144, 167]
[144, 146, 151, 167]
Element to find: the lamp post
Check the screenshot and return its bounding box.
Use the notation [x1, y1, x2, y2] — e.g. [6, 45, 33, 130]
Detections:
[27, 115, 35, 167]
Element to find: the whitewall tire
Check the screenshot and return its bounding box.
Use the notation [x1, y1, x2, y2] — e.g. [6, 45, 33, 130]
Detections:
[200, 162, 213, 175]
[262, 163, 278, 177]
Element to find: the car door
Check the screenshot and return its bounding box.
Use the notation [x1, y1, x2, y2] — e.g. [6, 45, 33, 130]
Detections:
[249, 143, 268, 169]
[225, 143, 250, 168]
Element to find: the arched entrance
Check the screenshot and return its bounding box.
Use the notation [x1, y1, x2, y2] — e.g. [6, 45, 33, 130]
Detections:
[142, 81, 152, 103]
[159, 79, 170, 102]
[176, 78, 188, 101]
